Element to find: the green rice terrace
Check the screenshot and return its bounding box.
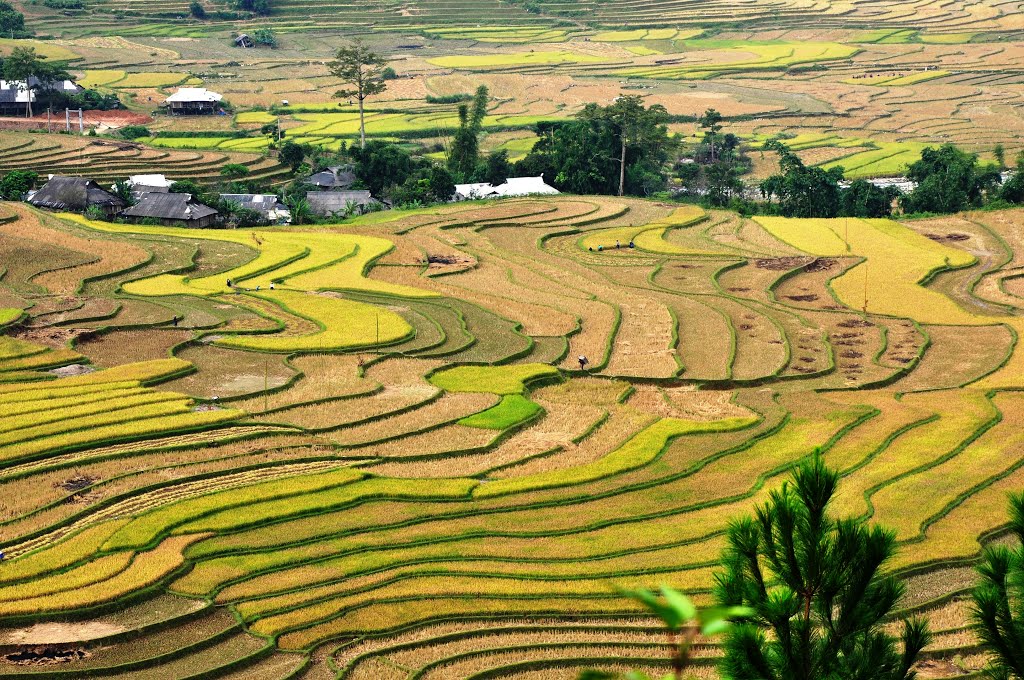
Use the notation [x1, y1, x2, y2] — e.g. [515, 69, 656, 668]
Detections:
[2, 194, 1024, 677]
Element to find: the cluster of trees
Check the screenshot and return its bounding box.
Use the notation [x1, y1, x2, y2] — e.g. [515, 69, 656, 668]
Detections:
[234, 0, 269, 15]
[517, 95, 674, 196]
[674, 108, 749, 208]
[759, 140, 899, 218]
[757, 140, 1021, 218]
[585, 457, 1024, 680]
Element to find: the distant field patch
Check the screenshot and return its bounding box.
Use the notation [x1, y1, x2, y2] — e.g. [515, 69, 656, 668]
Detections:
[429, 51, 607, 69]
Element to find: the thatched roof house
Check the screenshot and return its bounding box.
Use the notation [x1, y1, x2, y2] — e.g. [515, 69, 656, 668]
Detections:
[28, 176, 125, 217]
[306, 190, 379, 217]
[121, 193, 219, 228]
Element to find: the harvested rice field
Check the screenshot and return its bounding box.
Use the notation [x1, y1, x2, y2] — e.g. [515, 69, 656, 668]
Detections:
[0, 196, 1023, 678]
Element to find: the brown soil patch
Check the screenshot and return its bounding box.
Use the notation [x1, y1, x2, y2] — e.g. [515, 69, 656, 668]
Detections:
[3, 647, 89, 666]
[803, 258, 837, 272]
[838, 319, 874, 328]
[9, 327, 92, 349]
[786, 294, 818, 302]
[755, 257, 813, 270]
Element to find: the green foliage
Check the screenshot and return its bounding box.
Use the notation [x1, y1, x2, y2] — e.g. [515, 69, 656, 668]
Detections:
[760, 140, 845, 218]
[479, 149, 511, 186]
[901, 144, 1001, 214]
[252, 27, 276, 47]
[448, 85, 489, 178]
[381, 66, 397, 80]
[840, 179, 899, 218]
[234, 0, 269, 15]
[426, 93, 472, 104]
[0, 0, 27, 37]
[1001, 171, 1024, 204]
[972, 493, 1024, 680]
[111, 179, 134, 206]
[1, 47, 70, 117]
[329, 41, 388, 148]
[189, 0, 205, 18]
[0, 170, 36, 200]
[517, 97, 672, 197]
[714, 456, 931, 680]
[278, 140, 305, 171]
[43, 0, 84, 9]
[220, 163, 250, 179]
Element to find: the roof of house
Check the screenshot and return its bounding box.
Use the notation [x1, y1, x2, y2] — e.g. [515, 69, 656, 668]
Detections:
[128, 174, 173, 188]
[306, 190, 376, 214]
[122, 192, 219, 221]
[165, 88, 223, 104]
[454, 175, 559, 199]
[305, 166, 356, 189]
[28, 176, 125, 211]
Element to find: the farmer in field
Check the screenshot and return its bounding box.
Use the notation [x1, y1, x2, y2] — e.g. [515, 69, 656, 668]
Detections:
[578, 355, 589, 371]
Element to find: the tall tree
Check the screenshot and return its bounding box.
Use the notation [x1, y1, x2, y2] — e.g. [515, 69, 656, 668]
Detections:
[714, 456, 931, 680]
[698, 108, 724, 163]
[447, 85, 489, 179]
[581, 95, 670, 196]
[760, 139, 844, 218]
[329, 41, 388, 149]
[972, 493, 1024, 680]
[2, 47, 68, 118]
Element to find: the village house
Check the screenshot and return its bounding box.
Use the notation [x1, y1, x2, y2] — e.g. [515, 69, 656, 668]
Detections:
[305, 190, 379, 218]
[28, 175, 125, 218]
[220, 193, 291, 224]
[303, 165, 356, 191]
[0, 77, 82, 116]
[121, 193, 219, 228]
[453, 175, 559, 201]
[163, 88, 224, 116]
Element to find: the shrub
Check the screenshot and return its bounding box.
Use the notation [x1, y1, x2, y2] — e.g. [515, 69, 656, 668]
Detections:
[189, 0, 205, 17]
[119, 125, 151, 140]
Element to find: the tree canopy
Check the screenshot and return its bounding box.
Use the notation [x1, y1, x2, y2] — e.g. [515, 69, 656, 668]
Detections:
[901, 144, 1001, 214]
[714, 456, 931, 680]
[329, 42, 388, 149]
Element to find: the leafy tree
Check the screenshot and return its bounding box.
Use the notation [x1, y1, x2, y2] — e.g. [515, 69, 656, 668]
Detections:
[220, 163, 250, 179]
[760, 140, 844, 218]
[235, 0, 269, 14]
[111, 179, 135, 206]
[279, 140, 306, 171]
[2, 47, 69, 117]
[448, 85, 489, 179]
[252, 28, 276, 47]
[381, 66, 397, 80]
[972, 493, 1024, 680]
[840, 179, 898, 218]
[995, 143, 1006, 170]
[328, 41, 388, 149]
[901, 144, 1001, 214]
[286, 195, 311, 225]
[481, 149, 511, 186]
[0, 1, 26, 38]
[545, 119, 619, 195]
[189, 1, 205, 18]
[351, 141, 414, 196]
[698, 108, 724, 163]
[0, 170, 36, 200]
[1001, 171, 1024, 204]
[705, 160, 744, 207]
[580, 95, 671, 196]
[119, 125, 150, 140]
[714, 456, 931, 680]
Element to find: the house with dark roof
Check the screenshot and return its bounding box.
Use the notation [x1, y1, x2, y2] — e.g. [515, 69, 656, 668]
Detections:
[305, 190, 379, 218]
[304, 166, 356, 190]
[121, 193, 219, 228]
[0, 77, 82, 116]
[220, 193, 291, 224]
[28, 176, 125, 218]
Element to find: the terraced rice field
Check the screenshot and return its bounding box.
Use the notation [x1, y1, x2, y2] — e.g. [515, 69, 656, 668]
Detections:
[1, 195, 1024, 678]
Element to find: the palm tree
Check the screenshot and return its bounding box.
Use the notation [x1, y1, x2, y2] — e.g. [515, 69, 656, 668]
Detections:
[714, 456, 931, 680]
[973, 493, 1024, 679]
